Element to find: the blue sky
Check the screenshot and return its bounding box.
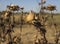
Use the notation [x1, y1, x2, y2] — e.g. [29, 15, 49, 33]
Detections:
[0, 0, 60, 13]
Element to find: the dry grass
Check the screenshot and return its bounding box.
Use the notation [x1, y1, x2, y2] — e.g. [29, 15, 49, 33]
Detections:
[0, 14, 60, 44]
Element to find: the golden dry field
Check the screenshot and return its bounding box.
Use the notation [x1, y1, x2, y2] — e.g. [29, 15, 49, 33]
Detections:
[0, 13, 60, 44]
